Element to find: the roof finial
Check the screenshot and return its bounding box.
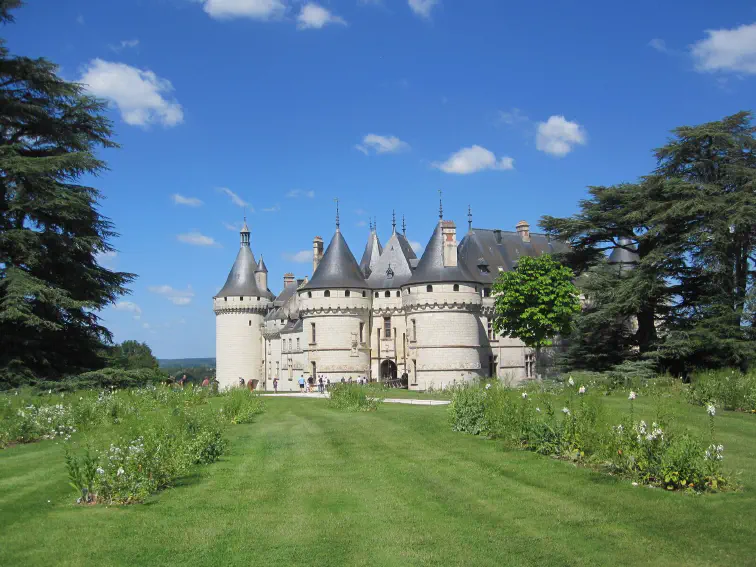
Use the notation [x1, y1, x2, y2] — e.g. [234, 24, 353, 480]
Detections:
[392, 210, 396, 233]
[402, 214, 406, 236]
[334, 198, 340, 231]
[374, 216, 377, 233]
[369, 218, 373, 231]
[468, 204, 472, 232]
[438, 189, 443, 220]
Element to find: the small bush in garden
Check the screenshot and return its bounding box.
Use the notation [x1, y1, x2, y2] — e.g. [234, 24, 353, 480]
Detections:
[328, 383, 382, 412]
[687, 369, 756, 412]
[449, 384, 489, 434]
[221, 387, 266, 423]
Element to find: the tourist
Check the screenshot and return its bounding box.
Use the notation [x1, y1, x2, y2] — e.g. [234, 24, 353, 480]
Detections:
[307, 375, 314, 392]
[326, 377, 331, 391]
[318, 376, 324, 393]
[239, 377, 245, 388]
[273, 377, 279, 393]
[298, 375, 305, 392]
[201, 376, 210, 388]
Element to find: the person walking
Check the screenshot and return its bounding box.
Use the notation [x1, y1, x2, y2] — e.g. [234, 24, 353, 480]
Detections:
[318, 376, 324, 394]
[326, 377, 331, 392]
[201, 376, 210, 388]
[298, 375, 305, 392]
[273, 377, 279, 393]
[238, 377, 245, 388]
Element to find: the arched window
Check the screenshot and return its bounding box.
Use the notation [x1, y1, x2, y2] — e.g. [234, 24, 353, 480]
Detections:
[307, 291, 312, 298]
[375, 292, 379, 298]
[249, 320, 251, 326]
[384, 291, 390, 298]
[257, 296, 260, 301]
[362, 291, 366, 297]
[426, 285, 433, 292]
[345, 290, 351, 297]
[224, 297, 227, 301]
[396, 291, 400, 297]
[324, 290, 330, 297]
[453, 284, 459, 292]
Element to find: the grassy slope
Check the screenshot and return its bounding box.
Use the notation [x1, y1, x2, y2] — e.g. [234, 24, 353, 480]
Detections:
[1, 395, 755, 567]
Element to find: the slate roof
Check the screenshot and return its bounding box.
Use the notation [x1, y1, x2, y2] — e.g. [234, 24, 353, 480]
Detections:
[405, 222, 478, 285]
[280, 319, 303, 334]
[608, 237, 640, 266]
[359, 229, 383, 278]
[273, 280, 299, 307]
[256, 255, 268, 273]
[215, 244, 264, 298]
[367, 231, 417, 289]
[457, 228, 569, 285]
[302, 230, 368, 290]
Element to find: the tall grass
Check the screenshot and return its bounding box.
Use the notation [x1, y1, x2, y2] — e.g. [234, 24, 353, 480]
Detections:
[328, 383, 383, 411]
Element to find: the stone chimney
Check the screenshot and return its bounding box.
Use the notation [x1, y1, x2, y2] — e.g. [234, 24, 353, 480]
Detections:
[441, 220, 458, 267]
[516, 220, 530, 242]
[312, 236, 324, 274]
[283, 272, 295, 288]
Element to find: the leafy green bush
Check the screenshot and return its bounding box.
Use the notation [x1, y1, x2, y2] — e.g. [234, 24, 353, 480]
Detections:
[328, 383, 382, 412]
[56, 367, 168, 391]
[688, 369, 756, 411]
[448, 385, 488, 433]
[221, 387, 266, 423]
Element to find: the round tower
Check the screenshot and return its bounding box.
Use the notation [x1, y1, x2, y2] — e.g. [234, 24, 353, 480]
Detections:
[299, 207, 371, 382]
[213, 221, 272, 390]
[402, 219, 484, 390]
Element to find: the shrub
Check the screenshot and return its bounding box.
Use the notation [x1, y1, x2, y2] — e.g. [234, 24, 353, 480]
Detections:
[448, 385, 489, 434]
[221, 388, 266, 423]
[328, 383, 382, 412]
[688, 369, 756, 412]
[55, 368, 169, 392]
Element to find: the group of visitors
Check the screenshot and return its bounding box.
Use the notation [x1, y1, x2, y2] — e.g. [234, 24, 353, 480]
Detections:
[295, 374, 332, 393]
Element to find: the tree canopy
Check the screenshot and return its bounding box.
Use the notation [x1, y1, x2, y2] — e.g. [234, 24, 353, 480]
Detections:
[108, 341, 159, 370]
[0, 0, 134, 386]
[491, 254, 581, 350]
[542, 111, 756, 374]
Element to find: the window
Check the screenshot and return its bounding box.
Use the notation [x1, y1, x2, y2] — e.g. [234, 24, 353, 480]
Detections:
[426, 285, 433, 292]
[257, 296, 260, 301]
[396, 291, 400, 297]
[249, 320, 252, 326]
[324, 290, 330, 297]
[224, 297, 227, 301]
[288, 339, 292, 351]
[412, 319, 417, 341]
[240, 296, 244, 301]
[525, 353, 536, 378]
[362, 291, 366, 297]
[296, 338, 300, 350]
[483, 288, 491, 298]
[282, 339, 286, 352]
[311, 323, 316, 344]
[345, 290, 351, 297]
[487, 319, 493, 340]
[375, 292, 379, 298]
[307, 291, 312, 298]
[385, 291, 390, 298]
[359, 322, 364, 343]
[384, 317, 392, 339]
[453, 284, 459, 291]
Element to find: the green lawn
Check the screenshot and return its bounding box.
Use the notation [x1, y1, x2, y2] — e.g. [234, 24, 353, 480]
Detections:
[1, 395, 755, 566]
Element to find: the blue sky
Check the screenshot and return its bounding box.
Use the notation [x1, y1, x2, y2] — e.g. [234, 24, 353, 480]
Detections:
[5, 0, 756, 358]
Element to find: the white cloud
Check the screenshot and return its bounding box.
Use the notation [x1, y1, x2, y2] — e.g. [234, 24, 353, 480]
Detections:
[217, 187, 250, 208]
[114, 301, 142, 319]
[148, 285, 195, 305]
[356, 134, 410, 155]
[297, 3, 346, 30]
[535, 115, 587, 157]
[262, 204, 281, 212]
[356, 220, 367, 227]
[223, 221, 243, 231]
[283, 250, 312, 263]
[78, 59, 183, 127]
[143, 322, 151, 329]
[172, 193, 203, 207]
[286, 189, 315, 198]
[96, 250, 118, 269]
[177, 232, 220, 247]
[499, 107, 529, 126]
[110, 39, 139, 52]
[433, 145, 514, 174]
[200, 0, 286, 20]
[648, 38, 669, 54]
[408, 0, 437, 19]
[409, 240, 423, 254]
[691, 23, 756, 74]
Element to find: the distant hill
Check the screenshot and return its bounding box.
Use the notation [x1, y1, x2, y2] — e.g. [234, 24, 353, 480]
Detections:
[159, 358, 216, 369]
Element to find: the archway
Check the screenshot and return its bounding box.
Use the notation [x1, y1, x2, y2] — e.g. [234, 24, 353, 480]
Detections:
[380, 360, 397, 382]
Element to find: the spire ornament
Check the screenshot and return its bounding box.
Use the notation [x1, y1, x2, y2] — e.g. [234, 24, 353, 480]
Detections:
[438, 189, 443, 220]
[335, 198, 340, 231]
[392, 210, 396, 233]
[402, 214, 406, 236]
[468, 205, 472, 232]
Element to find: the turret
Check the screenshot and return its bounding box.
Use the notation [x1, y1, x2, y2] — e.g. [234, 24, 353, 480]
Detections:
[255, 254, 268, 293]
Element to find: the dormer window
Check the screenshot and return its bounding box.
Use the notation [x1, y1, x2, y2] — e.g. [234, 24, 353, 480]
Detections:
[453, 284, 459, 292]
[345, 290, 351, 297]
[385, 291, 390, 298]
[240, 296, 244, 301]
[386, 264, 394, 279]
[324, 290, 330, 298]
[479, 265, 490, 274]
[426, 285, 433, 292]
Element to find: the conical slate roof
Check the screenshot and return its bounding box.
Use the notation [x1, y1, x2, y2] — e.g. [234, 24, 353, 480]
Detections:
[406, 222, 478, 286]
[215, 245, 263, 297]
[367, 231, 417, 289]
[608, 237, 639, 266]
[359, 229, 383, 278]
[256, 255, 268, 273]
[302, 230, 367, 290]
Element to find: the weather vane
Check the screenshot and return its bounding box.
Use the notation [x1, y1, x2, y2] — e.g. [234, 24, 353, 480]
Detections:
[438, 189, 443, 220]
[334, 198, 340, 229]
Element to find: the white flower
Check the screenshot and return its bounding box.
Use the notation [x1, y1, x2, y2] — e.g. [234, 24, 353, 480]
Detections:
[117, 467, 125, 476]
[535, 407, 541, 412]
[628, 391, 637, 400]
[562, 407, 570, 415]
[568, 377, 575, 386]
[578, 386, 586, 395]
[96, 467, 104, 474]
[631, 482, 638, 487]
[521, 392, 528, 399]
[706, 404, 716, 417]
[485, 383, 492, 390]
